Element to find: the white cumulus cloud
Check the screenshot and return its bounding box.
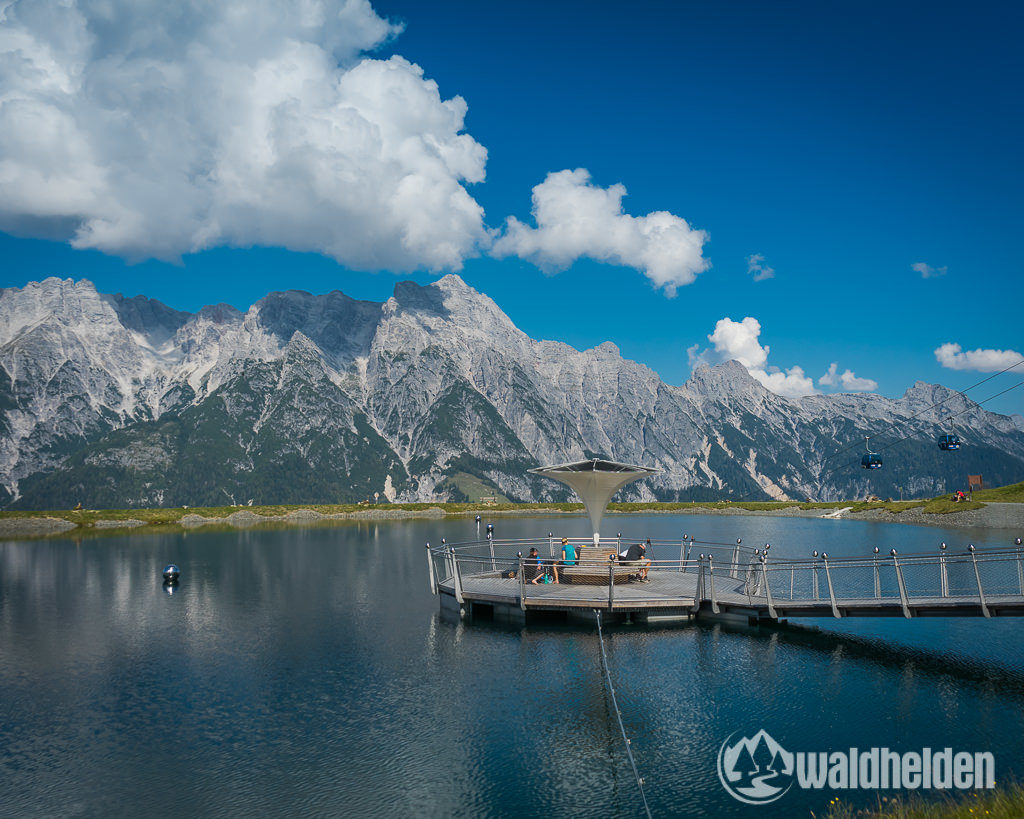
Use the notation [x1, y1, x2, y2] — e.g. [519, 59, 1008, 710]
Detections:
[818, 362, 878, 391]
[690, 316, 817, 398]
[935, 343, 1024, 372]
[491, 168, 710, 297]
[707, 317, 769, 370]
[0, 0, 489, 270]
[747, 253, 775, 281]
[753, 365, 816, 397]
[912, 262, 948, 278]
[840, 370, 878, 391]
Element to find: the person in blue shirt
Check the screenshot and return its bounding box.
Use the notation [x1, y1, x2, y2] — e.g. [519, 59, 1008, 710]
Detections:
[561, 537, 577, 563]
[551, 536, 578, 584]
[527, 547, 559, 584]
[526, 547, 545, 583]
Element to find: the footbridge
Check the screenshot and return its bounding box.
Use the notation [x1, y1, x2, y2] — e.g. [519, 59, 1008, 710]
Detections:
[426, 534, 1024, 625]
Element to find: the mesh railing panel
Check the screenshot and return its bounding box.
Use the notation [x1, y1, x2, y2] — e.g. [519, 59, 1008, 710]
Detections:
[431, 538, 1024, 613]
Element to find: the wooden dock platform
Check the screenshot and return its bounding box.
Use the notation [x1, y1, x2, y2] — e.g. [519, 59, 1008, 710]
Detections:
[428, 538, 1024, 625]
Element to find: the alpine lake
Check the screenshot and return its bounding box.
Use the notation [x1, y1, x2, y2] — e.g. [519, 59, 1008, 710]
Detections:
[2, 512, 1023, 818]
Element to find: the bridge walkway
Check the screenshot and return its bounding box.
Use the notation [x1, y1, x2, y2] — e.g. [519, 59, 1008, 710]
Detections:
[428, 537, 1024, 621]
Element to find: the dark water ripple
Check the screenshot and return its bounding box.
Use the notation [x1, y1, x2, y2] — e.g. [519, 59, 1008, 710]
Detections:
[1, 514, 1023, 817]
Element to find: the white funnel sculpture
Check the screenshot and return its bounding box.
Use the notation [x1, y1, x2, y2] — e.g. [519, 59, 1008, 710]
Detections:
[529, 459, 660, 545]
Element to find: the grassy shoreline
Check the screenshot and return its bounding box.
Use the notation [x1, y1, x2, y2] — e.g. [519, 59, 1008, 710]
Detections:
[0, 497, 990, 528]
[1, 481, 1019, 540]
[823, 781, 1024, 817]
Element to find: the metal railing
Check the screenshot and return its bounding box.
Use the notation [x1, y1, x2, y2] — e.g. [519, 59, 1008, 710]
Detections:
[738, 540, 1024, 619]
[427, 534, 1024, 619]
[426, 532, 758, 578]
[425, 531, 764, 612]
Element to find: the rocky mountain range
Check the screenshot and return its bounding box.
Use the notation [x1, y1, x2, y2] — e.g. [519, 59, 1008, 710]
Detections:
[1, 275, 1022, 510]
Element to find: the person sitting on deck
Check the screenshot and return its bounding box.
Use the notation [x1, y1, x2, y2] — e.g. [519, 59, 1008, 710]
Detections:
[526, 548, 558, 584]
[619, 541, 650, 582]
[525, 547, 545, 583]
[552, 537, 577, 584]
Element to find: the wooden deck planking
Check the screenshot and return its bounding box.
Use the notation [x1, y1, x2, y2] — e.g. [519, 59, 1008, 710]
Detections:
[440, 570, 1024, 616]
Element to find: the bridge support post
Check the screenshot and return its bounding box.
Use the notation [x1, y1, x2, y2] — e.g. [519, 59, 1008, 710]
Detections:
[745, 551, 761, 597]
[450, 547, 465, 605]
[488, 532, 496, 572]
[518, 556, 526, 611]
[692, 557, 705, 613]
[891, 549, 912, 618]
[732, 539, 741, 579]
[760, 556, 777, 620]
[1016, 538, 1024, 595]
[812, 552, 820, 600]
[708, 556, 720, 614]
[608, 563, 615, 610]
[679, 536, 685, 572]
[821, 553, 841, 618]
[939, 543, 949, 598]
[873, 547, 881, 598]
[426, 543, 437, 595]
[967, 545, 991, 618]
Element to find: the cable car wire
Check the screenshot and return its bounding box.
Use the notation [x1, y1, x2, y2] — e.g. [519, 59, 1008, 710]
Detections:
[816, 377, 1024, 483]
[816, 356, 1024, 469]
[872, 377, 1024, 459]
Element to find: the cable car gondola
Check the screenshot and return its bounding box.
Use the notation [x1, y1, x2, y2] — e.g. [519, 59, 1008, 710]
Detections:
[938, 417, 960, 450]
[861, 436, 882, 469]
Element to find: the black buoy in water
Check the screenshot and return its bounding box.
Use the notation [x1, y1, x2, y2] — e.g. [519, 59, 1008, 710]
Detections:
[163, 564, 180, 582]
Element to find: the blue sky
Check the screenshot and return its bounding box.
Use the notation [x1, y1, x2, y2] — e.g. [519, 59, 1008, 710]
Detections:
[1, 0, 1021, 413]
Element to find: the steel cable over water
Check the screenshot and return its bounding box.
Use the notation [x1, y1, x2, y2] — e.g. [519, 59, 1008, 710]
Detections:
[815, 356, 1024, 471]
[594, 609, 653, 819]
[817, 375, 1024, 482]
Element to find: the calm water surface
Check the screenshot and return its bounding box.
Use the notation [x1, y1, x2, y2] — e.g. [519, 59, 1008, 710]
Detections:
[2, 513, 1023, 817]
